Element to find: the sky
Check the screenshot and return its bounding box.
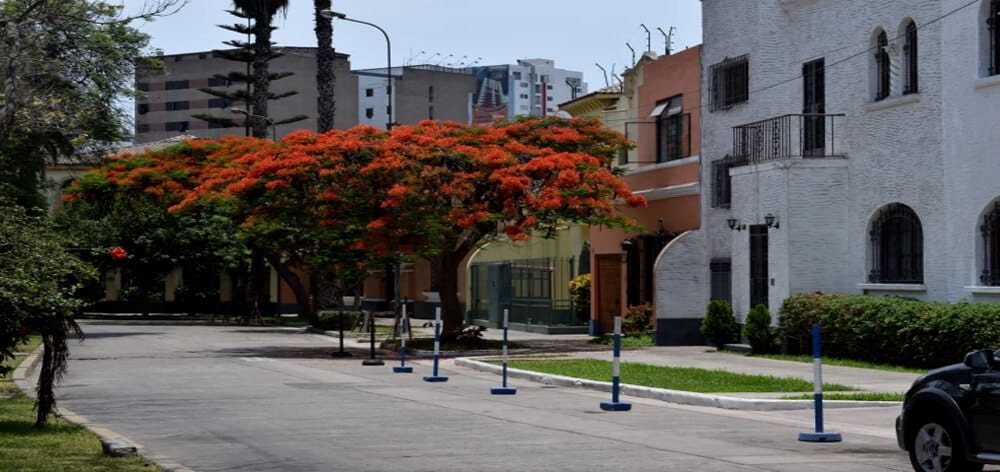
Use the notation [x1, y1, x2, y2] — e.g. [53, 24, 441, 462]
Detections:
[124, 0, 703, 91]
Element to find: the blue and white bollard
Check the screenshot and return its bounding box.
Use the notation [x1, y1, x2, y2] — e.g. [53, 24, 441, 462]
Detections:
[422, 307, 448, 382]
[798, 323, 842, 442]
[600, 316, 631, 411]
[491, 308, 516, 395]
[392, 304, 413, 373]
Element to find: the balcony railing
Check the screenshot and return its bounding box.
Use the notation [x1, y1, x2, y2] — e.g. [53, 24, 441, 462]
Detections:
[731, 113, 845, 165]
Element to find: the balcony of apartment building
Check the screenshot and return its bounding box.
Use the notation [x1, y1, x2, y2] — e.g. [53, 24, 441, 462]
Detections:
[729, 112, 845, 167]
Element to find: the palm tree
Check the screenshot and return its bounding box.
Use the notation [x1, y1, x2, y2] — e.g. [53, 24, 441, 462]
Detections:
[315, 0, 336, 132]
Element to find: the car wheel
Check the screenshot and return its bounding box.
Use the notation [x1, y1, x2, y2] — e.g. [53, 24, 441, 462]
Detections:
[908, 419, 981, 472]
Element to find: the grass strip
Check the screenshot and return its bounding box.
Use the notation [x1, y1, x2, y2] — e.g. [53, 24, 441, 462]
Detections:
[779, 392, 904, 402]
[588, 334, 656, 348]
[729, 352, 925, 374]
[0, 336, 161, 472]
[502, 359, 857, 393]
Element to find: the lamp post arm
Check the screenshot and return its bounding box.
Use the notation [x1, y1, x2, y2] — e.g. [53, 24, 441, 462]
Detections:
[340, 17, 392, 128]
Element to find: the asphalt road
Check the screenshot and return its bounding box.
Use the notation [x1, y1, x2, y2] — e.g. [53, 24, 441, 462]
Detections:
[55, 321, 915, 472]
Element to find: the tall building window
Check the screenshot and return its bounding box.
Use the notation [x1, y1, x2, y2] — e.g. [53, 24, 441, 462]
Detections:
[165, 101, 189, 111]
[137, 103, 149, 115]
[980, 200, 1000, 285]
[136, 123, 150, 133]
[365, 88, 374, 97]
[869, 203, 923, 284]
[165, 121, 189, 132]
[165, 80, 189, 90]
[208, 98, 230, 109]
[137, 82, 150, 92]
[365, 108, 374, 119]
[709, 55, 749, 111]
[903, 21, 918, 94]
[874, 30, 890, 100]
[208, 77, 229, 87]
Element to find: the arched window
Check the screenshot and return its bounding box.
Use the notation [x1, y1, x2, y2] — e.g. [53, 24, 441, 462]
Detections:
[990, 0, 1000, 76]
[980, 201, 1000, 285]
[874, 30, 890, 100]
[869, 204, 923, 284]
[903, 21, 918, 94]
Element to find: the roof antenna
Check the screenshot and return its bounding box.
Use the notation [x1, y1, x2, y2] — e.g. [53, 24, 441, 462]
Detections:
[626, 42, 636, 66]
[611, 63, 623, 89]
[657, 26, 675, 55]
[595, 63, 609, 87]
[640, 24, 651, 52]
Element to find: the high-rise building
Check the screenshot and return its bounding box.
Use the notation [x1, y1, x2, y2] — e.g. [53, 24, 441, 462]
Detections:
[134, 47, 359, 143]
[355, 65, 477, 128]
[467, 59, 586, 125]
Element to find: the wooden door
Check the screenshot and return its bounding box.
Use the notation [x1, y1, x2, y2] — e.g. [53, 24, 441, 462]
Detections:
[596, 254, 622, 335]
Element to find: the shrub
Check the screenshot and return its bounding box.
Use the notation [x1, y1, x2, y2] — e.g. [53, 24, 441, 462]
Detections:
[779, 293, 1000, 368]
[743, 304, 776, 354]
[313, 310, 360, 331]
[701, 300, 738, 350]
[623, 303, 654, 335]
[568, 274, 591, 322]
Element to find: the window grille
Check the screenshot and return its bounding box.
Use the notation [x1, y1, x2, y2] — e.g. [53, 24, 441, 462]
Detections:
[980, 201, 1000, 285]
[991, 0, 1000, 76]
[711, 155, 745, 208]
[875, 31, 890, 100]
[869, 203, 923, 283]
[710, 55, 749, 111]
[903, 22, 919, 94]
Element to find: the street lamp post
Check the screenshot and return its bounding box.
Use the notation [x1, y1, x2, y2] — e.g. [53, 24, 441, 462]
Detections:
[231, 108, 276, 140]
[319, 10, 393, 130]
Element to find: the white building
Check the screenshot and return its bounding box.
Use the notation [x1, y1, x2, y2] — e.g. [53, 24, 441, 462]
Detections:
[507, 58, 586, 118]
[660, 0, 1000, 334]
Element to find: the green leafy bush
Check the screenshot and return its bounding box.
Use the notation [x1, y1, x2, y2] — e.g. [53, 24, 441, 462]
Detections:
[313, 310, 360, 331]
[568, 274, 591, 322]
[623, 303, 654, 335]
[743, 304, 776, 354]
[701, 300, 738, 350]
[779, 293, 1000, 367]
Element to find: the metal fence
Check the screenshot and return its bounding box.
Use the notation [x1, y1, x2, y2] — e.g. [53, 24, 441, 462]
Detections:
[468, 256, 584, 327]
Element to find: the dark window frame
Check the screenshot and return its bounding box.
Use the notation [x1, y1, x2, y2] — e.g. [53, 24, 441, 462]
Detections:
[655, 101, 690, 163]
[365, 88, 374, 97]
[165, 101, 189, 111]
[869, 203, 924, 284]
[875, 31, 890, 101]
[165, 80, 189, 90]
[980, 201, 1000, 285]
[710, 55, 749, 111]
[903, 21, 919, 94]
[711, 155, 745, 209]
[208, 98, 230, 109]
[137, 103, 149, 115]
[990, 0, 1000, 76]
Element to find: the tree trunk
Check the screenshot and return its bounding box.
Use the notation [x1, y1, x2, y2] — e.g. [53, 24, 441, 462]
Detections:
[250, 9, 271, 139]
[314, 0, 335, 132]
[267, 255, 314, 321]
[438, 252, 464, 337]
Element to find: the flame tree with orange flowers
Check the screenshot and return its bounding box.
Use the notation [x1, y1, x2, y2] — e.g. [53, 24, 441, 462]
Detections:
[65, 117, 645, 333]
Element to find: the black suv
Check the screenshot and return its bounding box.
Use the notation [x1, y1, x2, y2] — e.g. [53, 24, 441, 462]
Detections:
[896, 349, 1000, 472]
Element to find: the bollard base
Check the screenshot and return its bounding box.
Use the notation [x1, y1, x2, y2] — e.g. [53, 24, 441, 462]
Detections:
[362, 359, 385, 366]
[423, 375, 449, 382]
[798, 432, 842, 442]
[392, 366, 413, 373]
[600, 401, 632, 411]
[330, 351, 352, 358]
[490, 386, 517, 395]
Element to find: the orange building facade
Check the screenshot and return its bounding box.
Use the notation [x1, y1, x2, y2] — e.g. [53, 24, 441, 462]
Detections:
[589, 46, 702, 343]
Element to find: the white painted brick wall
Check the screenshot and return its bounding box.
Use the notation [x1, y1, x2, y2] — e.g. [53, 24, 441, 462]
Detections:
[691, 0, 1000, 326]
[654, 230, 708, 320]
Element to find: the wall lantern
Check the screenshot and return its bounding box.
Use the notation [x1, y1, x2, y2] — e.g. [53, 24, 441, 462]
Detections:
[764, 213, 780, 229]
[727, 217, 745, 231]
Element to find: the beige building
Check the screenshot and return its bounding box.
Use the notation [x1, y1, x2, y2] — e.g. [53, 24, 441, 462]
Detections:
[355, 65, 477, 127]
[135, 47, 359, 143]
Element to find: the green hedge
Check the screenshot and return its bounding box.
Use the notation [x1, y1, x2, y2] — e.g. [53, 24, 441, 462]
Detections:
[313, 310, 361, 331]
[779, 293, 1000, 367]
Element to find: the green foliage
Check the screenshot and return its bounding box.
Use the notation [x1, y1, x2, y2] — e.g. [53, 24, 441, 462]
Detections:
[779, 293, 1000, 367]
[743, 304, 776, 354]
[568, 273, 591, 322]
[313, 310, 359, 331]
[0, 202, 96, 377]
[623, 303, 654, 335]
[701, 300, 738, 350]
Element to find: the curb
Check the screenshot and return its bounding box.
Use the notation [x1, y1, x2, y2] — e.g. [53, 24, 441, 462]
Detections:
[454, 357, 901, 411]
[12, 343, 197, 472]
